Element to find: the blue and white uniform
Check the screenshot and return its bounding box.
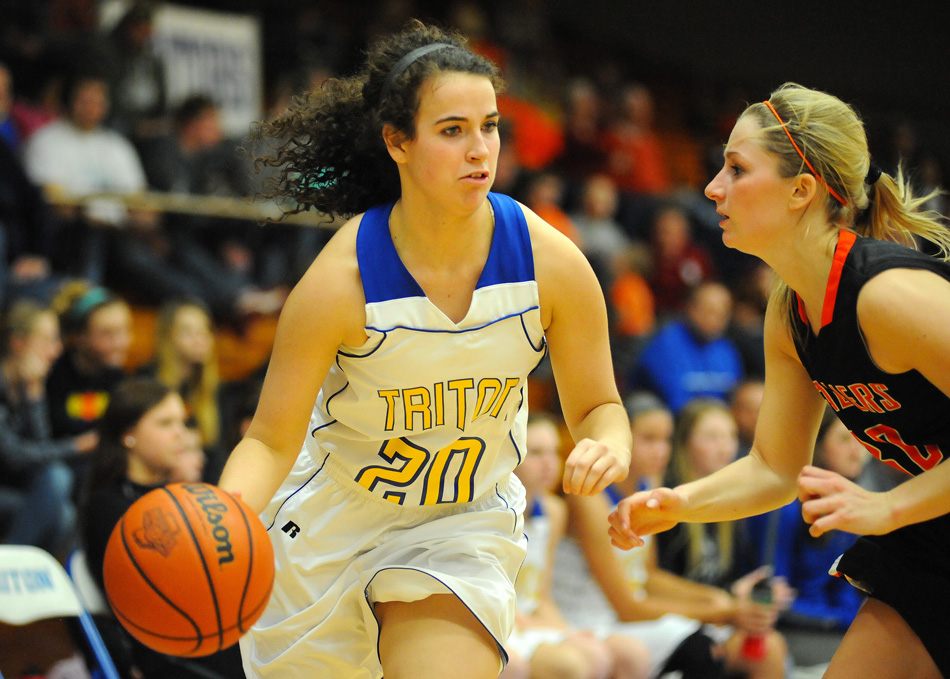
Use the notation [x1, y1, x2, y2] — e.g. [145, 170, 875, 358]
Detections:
[507, 497, 575, 660]
[242, 193, 546, 678]
[553, 485, 703, 679]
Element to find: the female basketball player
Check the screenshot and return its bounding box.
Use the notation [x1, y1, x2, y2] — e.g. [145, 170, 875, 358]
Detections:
[217, 21, 631, 679]
[609, 82, 950, 679]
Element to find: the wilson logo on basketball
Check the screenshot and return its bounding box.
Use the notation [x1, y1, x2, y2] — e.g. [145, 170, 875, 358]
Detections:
[183, 483, 235, 566]
[133, 507, 181, 557]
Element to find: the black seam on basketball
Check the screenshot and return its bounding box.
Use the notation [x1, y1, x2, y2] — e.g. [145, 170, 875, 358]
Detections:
[234, 498, 255, 633]
[114, 508, 204, 651]
[164, 485, 225, 651]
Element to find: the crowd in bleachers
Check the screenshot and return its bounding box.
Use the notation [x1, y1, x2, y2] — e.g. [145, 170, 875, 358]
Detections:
[1, 1, 946, 678]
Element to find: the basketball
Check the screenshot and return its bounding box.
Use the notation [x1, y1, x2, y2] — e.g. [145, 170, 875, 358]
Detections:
[103, 482, 275, 657]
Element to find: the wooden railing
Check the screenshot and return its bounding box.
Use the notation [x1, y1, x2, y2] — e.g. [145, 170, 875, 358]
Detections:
[47, 190, 343, 229]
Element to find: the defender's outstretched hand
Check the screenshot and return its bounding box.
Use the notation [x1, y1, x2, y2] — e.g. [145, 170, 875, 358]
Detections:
[606, 487, 685, 549]
[562, 438, 629, 497]
[798, 465, 895, 537]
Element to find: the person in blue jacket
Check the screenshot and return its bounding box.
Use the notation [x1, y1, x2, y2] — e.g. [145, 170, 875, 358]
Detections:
[629, 280, 744, 412]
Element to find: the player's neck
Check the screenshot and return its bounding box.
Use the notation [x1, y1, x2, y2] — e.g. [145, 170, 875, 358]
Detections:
[389, 198, 493, 268]
[765, 220, 842, 323]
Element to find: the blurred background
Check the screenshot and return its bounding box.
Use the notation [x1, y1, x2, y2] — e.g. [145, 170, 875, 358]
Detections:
[0, 2, 942, 677]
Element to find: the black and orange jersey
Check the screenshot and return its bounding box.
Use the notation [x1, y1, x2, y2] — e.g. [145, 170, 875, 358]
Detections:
[791, 230, 950, 476]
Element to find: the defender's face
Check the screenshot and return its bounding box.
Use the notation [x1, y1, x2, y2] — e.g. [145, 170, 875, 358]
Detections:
[704, 115, 795, 254]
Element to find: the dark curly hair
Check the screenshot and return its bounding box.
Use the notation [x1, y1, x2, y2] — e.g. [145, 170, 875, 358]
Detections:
[249, 20, 502, 220]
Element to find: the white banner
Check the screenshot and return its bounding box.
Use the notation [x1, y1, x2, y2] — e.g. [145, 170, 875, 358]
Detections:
[152, 4, 263, 138]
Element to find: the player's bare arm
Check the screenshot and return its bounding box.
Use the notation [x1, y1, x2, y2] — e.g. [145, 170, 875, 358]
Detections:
[525, 206, 631, 495]
[219, 218, 367, 512]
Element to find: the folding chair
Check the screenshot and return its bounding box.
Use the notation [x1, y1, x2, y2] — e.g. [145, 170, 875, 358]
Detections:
[65, 548, 234, 679]
[0, 545, 120, 679]
[65, 548, 108, 616]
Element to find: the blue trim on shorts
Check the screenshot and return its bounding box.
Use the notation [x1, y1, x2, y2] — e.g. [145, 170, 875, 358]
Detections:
[265, 453, 330, 531]
[363, 566, 510, 672]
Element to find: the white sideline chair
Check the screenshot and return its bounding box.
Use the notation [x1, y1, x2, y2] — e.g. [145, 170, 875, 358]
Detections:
[0, 544, 120, 679]
[65, 548, 109, 616]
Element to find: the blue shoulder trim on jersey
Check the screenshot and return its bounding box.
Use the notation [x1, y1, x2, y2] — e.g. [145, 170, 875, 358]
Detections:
[479, 192, 534, 287]
[356, 193, 534, 304]
[356, 202, 424, 304]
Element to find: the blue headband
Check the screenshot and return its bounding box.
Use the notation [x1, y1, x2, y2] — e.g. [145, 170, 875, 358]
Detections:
[380, 43, 456, 102]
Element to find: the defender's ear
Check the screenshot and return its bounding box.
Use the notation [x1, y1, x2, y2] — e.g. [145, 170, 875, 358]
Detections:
[790, 172, 819, 211]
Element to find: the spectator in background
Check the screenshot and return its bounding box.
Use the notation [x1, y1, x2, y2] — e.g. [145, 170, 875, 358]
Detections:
[47, 282, 131, 439]
[607, 245, 655, 385]
[26, 74, 282, 321]
[0, 91, 63, 308]
[646, 202, 716, 315]
[0, 62, 23, 151]
[23, 72, 150, 282]
[137, 299, 227, 482]
[24, 72, 146, 199]
[570, 173, 631, 276]
[139, 94, 227, 195]
[657, 398, 760, 586]
[524, 169, 583, 249]
[79, 376, 244, 679]
[730, 378, 764, 460]
[131, 94, 288, 319]
[505, 413, 651, 679]
[554, 392, 789, 679]
[603, 83, 673, 241]
[603, 83, 672, 197]
[0, 300, 97, 557]
[728, 261, 774, 379]
[99, 0, 167, 143]
[630, 280, 743, 413]
[553, 77, 609, 189]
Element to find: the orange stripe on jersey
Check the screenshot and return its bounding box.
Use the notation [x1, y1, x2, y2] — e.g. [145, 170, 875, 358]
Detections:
[821, 230, 857, 329]
[796, 293, 808, 325]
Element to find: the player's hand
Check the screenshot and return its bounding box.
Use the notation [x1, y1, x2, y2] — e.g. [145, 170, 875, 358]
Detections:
[561, 438, 629, 497]
[798, 465, 894, 537]
[607, 487, 684, 549]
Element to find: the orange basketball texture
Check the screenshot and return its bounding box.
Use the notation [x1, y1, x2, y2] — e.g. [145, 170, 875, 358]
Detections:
[103, 482, 275, 657]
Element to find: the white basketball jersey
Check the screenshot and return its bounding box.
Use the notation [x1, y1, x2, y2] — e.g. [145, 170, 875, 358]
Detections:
[303, 192, 546, 507]
[516, 497, 551, 615]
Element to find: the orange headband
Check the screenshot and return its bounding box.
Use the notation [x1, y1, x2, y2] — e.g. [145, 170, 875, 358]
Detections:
[762, 100, 847, 206]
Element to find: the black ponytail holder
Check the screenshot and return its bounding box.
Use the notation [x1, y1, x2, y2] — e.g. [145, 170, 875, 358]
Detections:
[865, 163, 883, 186]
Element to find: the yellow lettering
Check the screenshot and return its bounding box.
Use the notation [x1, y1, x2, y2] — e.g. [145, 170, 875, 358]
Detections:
[403, 387, 432, 431]
[474, 378, 503, 419]
[378, 389, 400, 431]
[434, 382, 445, 427]
[448, 378, 474, 430]
[490, 378, 521, 418]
